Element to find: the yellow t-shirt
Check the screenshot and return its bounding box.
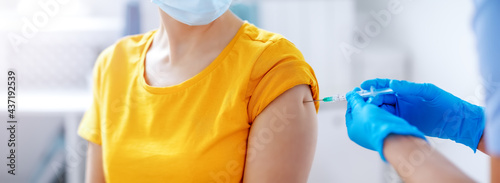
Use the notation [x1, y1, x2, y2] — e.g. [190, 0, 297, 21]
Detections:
[78, 22, 319, 183]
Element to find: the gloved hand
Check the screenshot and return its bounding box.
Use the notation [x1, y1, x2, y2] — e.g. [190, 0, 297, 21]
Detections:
[361, 79, 485, 152]
[345, 88, 426, 161]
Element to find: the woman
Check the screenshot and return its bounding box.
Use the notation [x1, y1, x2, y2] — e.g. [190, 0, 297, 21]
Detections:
[78, 0, 320, 182]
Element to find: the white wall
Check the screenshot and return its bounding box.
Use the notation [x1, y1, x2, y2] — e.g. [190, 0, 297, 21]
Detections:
[392, 0, 482, 101]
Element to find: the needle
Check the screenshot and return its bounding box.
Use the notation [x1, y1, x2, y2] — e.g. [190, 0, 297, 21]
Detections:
[304, 96, 339, 103]
[304, 87, 394, 103]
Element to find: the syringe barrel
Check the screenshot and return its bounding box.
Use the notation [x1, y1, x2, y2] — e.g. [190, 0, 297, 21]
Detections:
[357, 88, 394, 98]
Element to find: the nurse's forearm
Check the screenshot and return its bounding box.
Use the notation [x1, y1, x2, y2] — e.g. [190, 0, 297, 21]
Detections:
[383, 135, 474, 183]
[491, 155, 500, 183]
[477, 133, 487, 154]
[478, 142, 500, 182]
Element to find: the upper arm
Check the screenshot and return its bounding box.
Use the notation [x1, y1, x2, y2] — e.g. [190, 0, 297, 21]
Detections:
[85, 141, 105, 183]
[243, 84, 318, 183]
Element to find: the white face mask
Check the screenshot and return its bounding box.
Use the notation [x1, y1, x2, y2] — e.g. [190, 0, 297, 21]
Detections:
[151, 0, 232, 26]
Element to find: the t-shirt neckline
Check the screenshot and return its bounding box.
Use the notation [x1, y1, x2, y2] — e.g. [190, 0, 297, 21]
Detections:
[139, 22, 249, 94]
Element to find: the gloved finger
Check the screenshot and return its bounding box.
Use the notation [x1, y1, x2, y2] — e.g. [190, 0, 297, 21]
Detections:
[367, 94, 397, 106]
[345, 107, 352, 127]
[345, 88, 362, 127]
[380, 104, 396, 115]
[389, 80, 439, 101]
[345, 96, 353, 119]
[366, 97, 374, 104]
[361, 78, 391, 90]
[347, 88, 366, 110]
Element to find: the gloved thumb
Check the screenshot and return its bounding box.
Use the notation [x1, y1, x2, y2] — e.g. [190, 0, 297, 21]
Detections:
[389, 80, 438, 100]
[346, 88, 366, 109]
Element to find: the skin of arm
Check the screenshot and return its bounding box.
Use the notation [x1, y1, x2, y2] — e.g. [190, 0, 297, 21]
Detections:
[243, 84, 318, 183]
[492, 155, 500, 183]
[85, 142, 105, 183]
[479, 130, 500, 183]
[383, 135, 475, 183]
[477, 134, 487, 154]
[467, 131, 500, 183]
[471, 131, 500, 183]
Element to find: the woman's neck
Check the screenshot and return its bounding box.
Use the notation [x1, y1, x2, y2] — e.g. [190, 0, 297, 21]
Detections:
[151, 9, 244, 63]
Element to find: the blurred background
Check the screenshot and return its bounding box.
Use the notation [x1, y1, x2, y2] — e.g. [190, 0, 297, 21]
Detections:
[0, 0, 489, 182]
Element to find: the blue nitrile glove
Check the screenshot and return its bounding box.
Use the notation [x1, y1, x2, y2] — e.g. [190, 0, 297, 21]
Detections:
[361, 79, 485, 152]
[345, 88, 426, 161]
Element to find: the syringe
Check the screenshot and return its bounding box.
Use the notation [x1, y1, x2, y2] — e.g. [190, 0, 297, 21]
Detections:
[305, 87, 394, 103]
